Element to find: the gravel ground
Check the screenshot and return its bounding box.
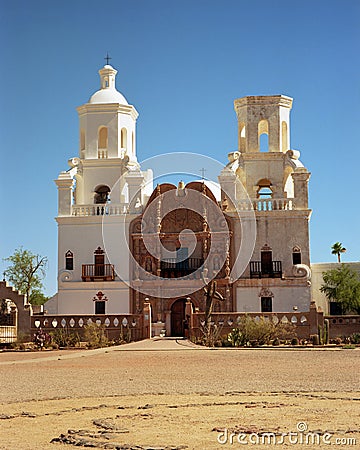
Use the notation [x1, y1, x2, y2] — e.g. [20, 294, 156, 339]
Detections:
[1, 340, 360, 449]
[1, 340, 360, 403]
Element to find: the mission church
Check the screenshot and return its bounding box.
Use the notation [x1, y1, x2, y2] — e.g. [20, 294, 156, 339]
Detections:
[45, 62, 313, 337]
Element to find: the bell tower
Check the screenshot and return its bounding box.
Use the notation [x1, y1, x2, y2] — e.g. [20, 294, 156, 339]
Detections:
[234, 95, 292, 154]
[220, 94, 312, 314]
[77, 64, 139, 162]
[52, 62, 153, 316]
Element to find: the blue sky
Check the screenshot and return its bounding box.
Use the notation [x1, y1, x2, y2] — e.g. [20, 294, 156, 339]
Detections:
[1, 0, 359, 296]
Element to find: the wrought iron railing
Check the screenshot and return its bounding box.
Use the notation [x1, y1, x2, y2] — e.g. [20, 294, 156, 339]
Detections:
[249, 261, 282, 278]
[160, 257, 204, 278]
[81, 264, 115, 281]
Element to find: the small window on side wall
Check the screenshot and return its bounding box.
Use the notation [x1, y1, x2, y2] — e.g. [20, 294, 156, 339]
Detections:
[292, 247, 301, 265]
[261, 297, 272, 313]
[65, 251, 74, 270]
[95, 301, 105, 315]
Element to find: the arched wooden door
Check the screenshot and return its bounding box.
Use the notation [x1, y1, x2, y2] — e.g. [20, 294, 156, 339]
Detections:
[171, 298, 186, 337]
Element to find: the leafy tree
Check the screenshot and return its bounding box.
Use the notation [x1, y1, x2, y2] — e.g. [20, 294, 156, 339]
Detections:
[3, 247, 48, 305]
[320, 264, 360, 314]
[29, 289, 49, 306]
[331, 242, 346, 263]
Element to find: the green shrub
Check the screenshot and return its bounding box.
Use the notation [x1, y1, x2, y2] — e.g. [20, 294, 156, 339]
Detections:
[50, 328, 80, 348]
[227, 328, 243, 347]
[84, 322, 108, 348]
[350, 333, 360, 344]
[226, 316, 296, 347]
[119, 324, 132, 343]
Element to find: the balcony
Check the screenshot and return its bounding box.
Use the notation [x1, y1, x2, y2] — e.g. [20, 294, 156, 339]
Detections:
[249, 261, 282, 279]
[237, 198, 294, 211]
[81, 264, 115, 281]
[160, 257, 204, 278]
[72, 204, 128, 216]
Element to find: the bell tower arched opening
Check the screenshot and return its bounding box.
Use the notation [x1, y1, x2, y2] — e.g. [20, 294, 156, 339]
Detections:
[258, 120, 269, 153]
[94, 185, 110, 204]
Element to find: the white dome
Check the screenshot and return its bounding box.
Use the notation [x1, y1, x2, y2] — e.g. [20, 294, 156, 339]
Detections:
[89, 88, 128, 105]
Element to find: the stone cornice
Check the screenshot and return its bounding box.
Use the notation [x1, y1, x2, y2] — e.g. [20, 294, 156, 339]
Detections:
[77, 103, 139, 120]
[81, 158, 125, 168]
[54, 176, 74, 189]
[234, 95, 293, 110]
[254, 210, 312, 219]
[241, 152, 287, 161]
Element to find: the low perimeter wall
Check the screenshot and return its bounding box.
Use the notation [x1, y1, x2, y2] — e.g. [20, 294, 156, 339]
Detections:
[326, 315, 360, 339]
[186, 301, 360, 342]
[30, 302, 152, 342]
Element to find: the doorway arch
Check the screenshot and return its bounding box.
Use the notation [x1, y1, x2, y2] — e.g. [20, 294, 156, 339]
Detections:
[170, 298, 187, 337]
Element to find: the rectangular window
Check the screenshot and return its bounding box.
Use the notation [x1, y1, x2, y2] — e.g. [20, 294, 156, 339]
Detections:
[261, 297, 272, 313]
[95, 301, 105, 315]
[292, 252, 301, 265]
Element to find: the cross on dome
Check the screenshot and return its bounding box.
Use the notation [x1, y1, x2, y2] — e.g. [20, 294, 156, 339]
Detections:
[104, 52, 112, 65]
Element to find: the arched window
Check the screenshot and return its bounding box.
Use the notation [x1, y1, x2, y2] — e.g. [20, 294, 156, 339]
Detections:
[94, 185, 110, 204]
[281, 121, 288, 152]
[98, 127, 108, 149]
[65, 251, 74, 270]
[258, 119, 269, 152]
[121, 128, 127, 150]
[239, 122, 246, 152]
[257, 179, 272, 198]
[292, 246, 302, 265]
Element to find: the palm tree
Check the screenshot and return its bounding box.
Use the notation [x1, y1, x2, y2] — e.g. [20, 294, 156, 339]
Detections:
[331, 242, 346, 263]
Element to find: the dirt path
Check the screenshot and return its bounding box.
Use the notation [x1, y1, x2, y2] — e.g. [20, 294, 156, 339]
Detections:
[1, 340, 359, 449]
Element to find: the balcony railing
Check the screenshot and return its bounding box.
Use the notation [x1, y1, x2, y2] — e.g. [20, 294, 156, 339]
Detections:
[160, 257, 204, 278]
[72, 204, 128, 216]
[237, 198, 294, 211]
[81, 264, 115, 281]
[249, 261, 282, 278]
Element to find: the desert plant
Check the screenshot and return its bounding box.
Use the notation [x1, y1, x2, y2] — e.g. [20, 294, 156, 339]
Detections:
[50, 328, 80, 348]
[84, 322, 108, 348]
[119, 324, 132, 343]
[199, 321, 224, 347]
[227, 328, 244, 347]
[318, 320, 329, 345]
[226, 316, 296, 347]
[350, 333, 360, 344]
[33, 328, 51, 350]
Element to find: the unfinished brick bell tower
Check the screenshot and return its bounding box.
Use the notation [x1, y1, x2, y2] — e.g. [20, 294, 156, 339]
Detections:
[220, 95, 312, 313]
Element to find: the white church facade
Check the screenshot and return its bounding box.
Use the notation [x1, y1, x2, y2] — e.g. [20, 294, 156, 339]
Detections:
[46, 63, 313, 335]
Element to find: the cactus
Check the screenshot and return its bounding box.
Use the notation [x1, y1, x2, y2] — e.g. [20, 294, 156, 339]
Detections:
[324, 319, 329, 345]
